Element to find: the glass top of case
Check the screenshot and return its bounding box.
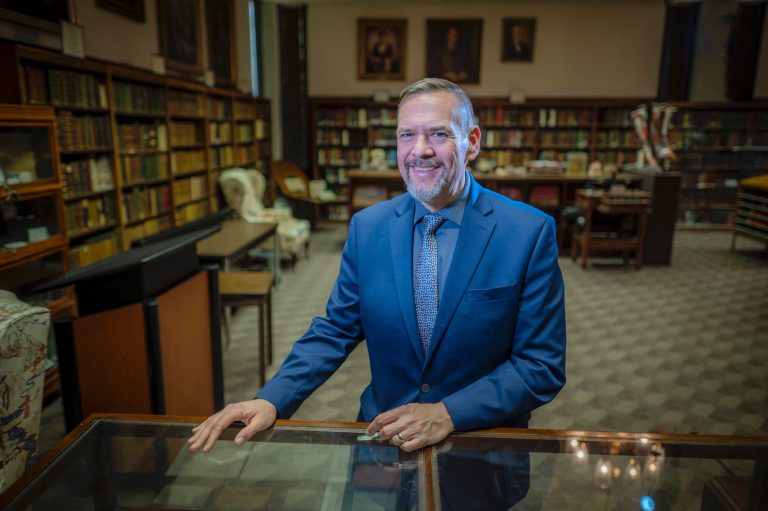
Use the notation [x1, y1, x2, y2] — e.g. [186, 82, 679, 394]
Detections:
[3, 417, 767, 511]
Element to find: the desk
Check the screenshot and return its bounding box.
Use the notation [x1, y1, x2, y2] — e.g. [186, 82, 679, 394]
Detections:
[197, 219, 279, 281]
[3, 414, 767, 510]
[572, 189, 651, 269]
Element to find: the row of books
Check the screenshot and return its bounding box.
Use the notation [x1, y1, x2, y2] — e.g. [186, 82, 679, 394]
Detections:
[599, 109, 633, 126]
[62, 156, 114, 197]
[324, 167, 349, 185]
[234, 100, 256, 119]
[57, 111, 111, 150]
[236, 145, 254, 165]
[237, 123, 254, 143]
[65, 195, 117, 236]
[369, 108, 396, 126]
[594, 130, 638, 148]
[673, 151, 768, 168]
[315, 129, 366, 147]
[120, 154, 169, 184]
[113, 80, 164, 115]
[209, 121, 233, 144]
[371, 127, 397, 147]
[326, 205, 349, 221]
[672, 131, 768, 149]
[316, 108, 368, 128]
[678, 110, 768, 129]
[485, 130, 536, 148]
[125, 216, 173, 245]
[168, 90, 206, 117]
[211, 146, 236, 168]
[254, 119, 268, 140]
[317, 148, 364, 166]
[119, 122, 168, 152]
[122, 184, 171, 223]
[539, 130, 590, 148]
[24, 67, 108, 109]
[477, 107, 537, 127]
[172, 175, 207, 204]
[170, 149, 206, 174]
[176, 200, 209, 224]
[69, 231, 119, 270]
[209, 98, 233, 119]
[477, 150, 534, 167]
[170, 121, 203, 146]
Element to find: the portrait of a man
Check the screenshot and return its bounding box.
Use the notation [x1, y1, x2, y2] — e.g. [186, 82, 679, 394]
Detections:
[426, 19, 482, 84]
[358, 19, 406, 80]
[502, 18, 536, 62]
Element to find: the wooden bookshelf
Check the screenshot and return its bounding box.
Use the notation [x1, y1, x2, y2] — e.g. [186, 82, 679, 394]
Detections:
[669, 103, 768, 230]
[0, 41, 272, 262]
[312, 96, 768, 229]
[0, 103, 76, 398]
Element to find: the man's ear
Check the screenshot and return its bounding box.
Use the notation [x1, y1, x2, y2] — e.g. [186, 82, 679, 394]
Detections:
[465, 126, 481, 162]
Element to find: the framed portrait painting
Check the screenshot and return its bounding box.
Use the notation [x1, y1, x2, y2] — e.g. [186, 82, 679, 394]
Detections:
[426, 19, 482, 84]
[156, 0, 203, 74]
[358, 19, 407, 81]
[502, 18, 536, 62]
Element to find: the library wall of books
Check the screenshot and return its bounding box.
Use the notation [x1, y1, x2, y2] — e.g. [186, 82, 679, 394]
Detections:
[0, 4, 767, 505]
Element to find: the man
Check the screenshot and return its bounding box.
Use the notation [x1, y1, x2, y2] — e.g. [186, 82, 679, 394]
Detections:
[504, 24, 532, 61]
[427, 27, 469, 82]
[188, 78, 566, 454]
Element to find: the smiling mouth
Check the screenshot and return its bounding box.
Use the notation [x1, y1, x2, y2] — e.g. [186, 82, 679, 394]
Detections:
[408, 160, 441, 173]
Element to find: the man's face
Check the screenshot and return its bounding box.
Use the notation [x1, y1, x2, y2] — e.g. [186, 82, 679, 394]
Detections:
[396, 91, 480, 209]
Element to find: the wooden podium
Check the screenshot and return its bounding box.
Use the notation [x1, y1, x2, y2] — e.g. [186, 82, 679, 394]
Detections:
[39, 228, 224, 431]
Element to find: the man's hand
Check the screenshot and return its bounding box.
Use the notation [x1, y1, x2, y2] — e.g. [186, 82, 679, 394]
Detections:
[365, 402, 455, 452]
[187, 399, 277, 452]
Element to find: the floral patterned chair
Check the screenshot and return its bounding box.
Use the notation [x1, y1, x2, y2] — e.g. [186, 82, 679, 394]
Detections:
[0, 290, 50, 492]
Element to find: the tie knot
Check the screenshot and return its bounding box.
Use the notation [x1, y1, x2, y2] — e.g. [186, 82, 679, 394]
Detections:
[423, 214, 446, 235]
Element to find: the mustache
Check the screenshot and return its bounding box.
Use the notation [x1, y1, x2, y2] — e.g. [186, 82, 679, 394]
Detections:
[406, 158, 442, 168]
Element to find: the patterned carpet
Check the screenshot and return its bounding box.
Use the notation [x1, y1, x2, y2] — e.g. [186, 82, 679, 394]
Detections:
[38, 223, 768, 460]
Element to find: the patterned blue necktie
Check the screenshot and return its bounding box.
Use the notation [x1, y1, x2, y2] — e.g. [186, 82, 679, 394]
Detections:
[415, 213, 446, 353]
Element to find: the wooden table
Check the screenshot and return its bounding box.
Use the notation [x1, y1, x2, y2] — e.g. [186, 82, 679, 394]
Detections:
[3, 414, 767, 510]
[197, 219, 279, 281]
[572, 189, 651, 269]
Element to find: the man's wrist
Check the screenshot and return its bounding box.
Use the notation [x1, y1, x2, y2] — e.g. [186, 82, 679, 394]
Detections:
[437, 401, 456, 433]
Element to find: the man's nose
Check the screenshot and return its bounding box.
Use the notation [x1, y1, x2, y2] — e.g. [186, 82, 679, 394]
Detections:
[414, 134, 435, 157]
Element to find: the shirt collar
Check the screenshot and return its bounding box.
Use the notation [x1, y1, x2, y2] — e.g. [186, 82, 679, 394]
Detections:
[413, 171, 472, 227]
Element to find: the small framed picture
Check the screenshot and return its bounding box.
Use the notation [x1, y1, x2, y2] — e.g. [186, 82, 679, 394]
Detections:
[357, 19, 407, 81]
[426, 19, 483, 84]
[502, 18, 536, 62]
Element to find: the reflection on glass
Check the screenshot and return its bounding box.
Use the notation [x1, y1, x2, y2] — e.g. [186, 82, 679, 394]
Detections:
[0, 127, 53, 185]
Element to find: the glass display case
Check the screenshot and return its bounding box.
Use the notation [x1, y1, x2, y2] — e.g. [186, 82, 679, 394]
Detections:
[0, 126, 56, 186]
[2, 415, 766, 510]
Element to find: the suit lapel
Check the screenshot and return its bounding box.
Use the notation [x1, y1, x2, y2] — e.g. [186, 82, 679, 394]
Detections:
[388, 197, 424, 361]
[425, 183, 495, 364]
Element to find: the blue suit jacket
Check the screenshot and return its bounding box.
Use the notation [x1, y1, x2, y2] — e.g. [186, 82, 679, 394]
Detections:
[257, 175, 566, 431]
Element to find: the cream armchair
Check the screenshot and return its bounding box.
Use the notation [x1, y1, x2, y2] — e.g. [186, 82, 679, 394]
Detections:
[219, 168, 311, 266]
[0, 290, 50, 492]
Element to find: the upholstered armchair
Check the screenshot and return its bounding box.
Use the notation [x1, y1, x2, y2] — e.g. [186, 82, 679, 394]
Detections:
[219, 168, 311, 266]
[0, 290, 50, 492]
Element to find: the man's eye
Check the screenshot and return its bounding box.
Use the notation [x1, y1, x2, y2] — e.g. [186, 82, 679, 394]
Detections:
[431, 132, 448, 140]
[398, 132, 414, 140]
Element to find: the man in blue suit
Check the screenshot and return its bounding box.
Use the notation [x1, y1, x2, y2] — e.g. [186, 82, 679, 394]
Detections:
[188, 78, 566, 454]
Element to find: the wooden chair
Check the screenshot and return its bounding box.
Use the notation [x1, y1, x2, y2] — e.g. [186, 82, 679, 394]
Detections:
[571, 189, 651, 269]
[218, 271, 274, 387]
[271, 160, 349, 225]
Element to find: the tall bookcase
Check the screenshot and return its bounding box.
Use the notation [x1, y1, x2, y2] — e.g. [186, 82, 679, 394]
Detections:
[310, 97, 768, 229]
[0, 104, 75, 398]
[0, 42, 272, 265]
[669, 103, 768, 229]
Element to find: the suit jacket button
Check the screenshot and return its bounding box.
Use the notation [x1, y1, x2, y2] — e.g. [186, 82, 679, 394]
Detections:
[420, 384, 430, 393]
